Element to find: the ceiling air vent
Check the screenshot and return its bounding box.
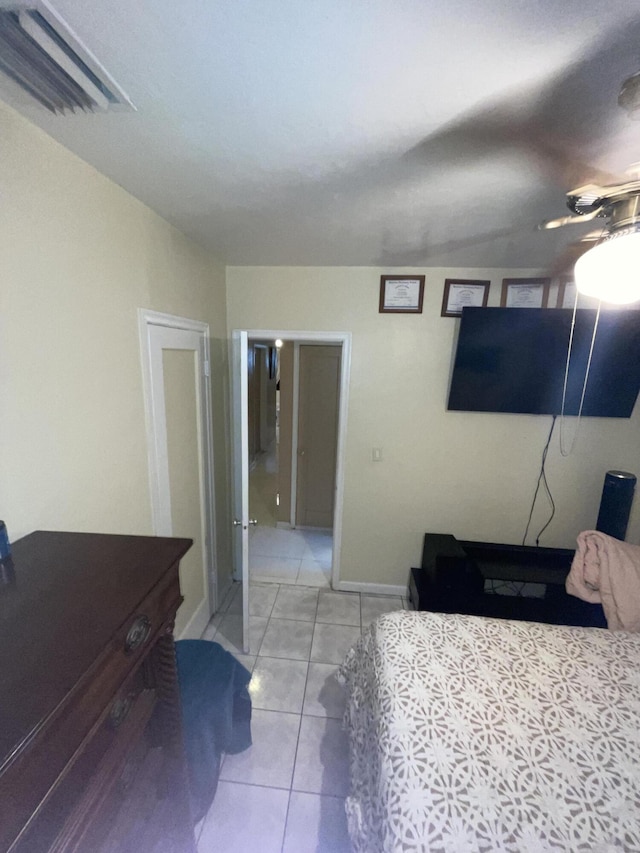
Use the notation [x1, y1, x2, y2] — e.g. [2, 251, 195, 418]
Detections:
[0, 0, 134, 114]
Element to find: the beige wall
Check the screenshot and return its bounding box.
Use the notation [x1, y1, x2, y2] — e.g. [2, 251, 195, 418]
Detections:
[4, 94, 639, 598]
[226, 266, 640, 588]
[0, 101, 233, 623]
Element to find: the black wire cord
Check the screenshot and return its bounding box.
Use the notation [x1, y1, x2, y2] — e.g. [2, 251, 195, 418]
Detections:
[522, 416, 557, 547]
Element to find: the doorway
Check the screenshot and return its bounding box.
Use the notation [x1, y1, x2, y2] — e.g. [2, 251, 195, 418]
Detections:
[138, 309, 217, 640]
[247, 340, 341, 588]
[230, 330, 351, 651]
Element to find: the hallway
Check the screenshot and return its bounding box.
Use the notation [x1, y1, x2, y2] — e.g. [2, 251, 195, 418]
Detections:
[249, 445, 333, 588]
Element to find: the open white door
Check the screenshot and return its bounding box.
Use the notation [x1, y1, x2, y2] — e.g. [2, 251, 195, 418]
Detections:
[231, 330, 251, 654]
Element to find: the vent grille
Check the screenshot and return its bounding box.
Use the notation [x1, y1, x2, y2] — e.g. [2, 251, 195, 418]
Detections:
[0, 1, 133, 114]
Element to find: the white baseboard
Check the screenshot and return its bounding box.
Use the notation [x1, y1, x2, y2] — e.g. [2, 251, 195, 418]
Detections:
[176, 597, 211, 640]
[336, 580, 409, 598]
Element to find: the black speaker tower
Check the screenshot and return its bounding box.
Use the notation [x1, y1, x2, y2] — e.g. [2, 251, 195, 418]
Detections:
[596, 470, 636, 541]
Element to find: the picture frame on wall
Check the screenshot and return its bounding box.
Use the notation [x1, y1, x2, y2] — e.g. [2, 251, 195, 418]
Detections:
[379, 275, 425, 313]
[500, 277, 550, 308]
[441, 279, 490, 317]
[557, 277, 577, 309]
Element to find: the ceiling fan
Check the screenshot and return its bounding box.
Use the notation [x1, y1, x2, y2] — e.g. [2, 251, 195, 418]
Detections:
[539, 164, 640, 264]
[261, 16, 640, 272]
[534, 66, 640, 304]
[370, 17, 640, 269]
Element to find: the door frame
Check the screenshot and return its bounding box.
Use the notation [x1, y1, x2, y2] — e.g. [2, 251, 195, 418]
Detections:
[230, 331, 250, 653]
[239, 329, 351, 589]
[138, 308, 218, 628]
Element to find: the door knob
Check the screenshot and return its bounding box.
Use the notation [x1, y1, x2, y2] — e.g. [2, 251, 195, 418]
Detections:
[233, 519, 242, 527]
[249, 519, 258, 526]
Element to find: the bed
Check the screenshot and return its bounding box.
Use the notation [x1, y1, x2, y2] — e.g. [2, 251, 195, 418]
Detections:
[339, 610, 640, 852]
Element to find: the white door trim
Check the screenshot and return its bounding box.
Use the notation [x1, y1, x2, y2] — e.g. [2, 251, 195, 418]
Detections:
[236, 329, 351, 590]
[231, 330, 251, 654]
[138, 308, 218, 618]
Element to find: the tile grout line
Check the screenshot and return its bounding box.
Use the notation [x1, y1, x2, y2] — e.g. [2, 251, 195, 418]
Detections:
[208, 603, 352, 852]
[216, 778, 297, 793]
[280, 595, 332, 851]
[280, 633, 315, 853]
[288, 608, 353, 846]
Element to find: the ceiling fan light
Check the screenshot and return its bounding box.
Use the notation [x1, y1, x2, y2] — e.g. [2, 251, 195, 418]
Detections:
[574, 231, 640, 304]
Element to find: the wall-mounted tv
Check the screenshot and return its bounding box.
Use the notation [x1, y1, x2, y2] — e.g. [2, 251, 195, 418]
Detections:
[447, 308, 640, 417]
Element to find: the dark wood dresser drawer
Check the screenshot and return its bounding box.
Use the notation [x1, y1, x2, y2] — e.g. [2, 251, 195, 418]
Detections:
[13, 669, 157, 853]
[0, 532, 195, 853]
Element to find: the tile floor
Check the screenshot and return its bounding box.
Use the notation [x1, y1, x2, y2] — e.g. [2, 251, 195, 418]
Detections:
[249, 443, 334, 588]
[196, 583, 409, 853]
[249, 525, 333, 588]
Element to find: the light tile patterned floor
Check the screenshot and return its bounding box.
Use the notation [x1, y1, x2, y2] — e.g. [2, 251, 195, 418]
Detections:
[249, 526, 334, 588]
[196, 583, 409, 853]
[248, 443, 334, 588]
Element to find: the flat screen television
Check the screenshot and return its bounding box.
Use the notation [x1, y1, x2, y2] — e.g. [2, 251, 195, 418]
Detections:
[447, 308, 640, 417]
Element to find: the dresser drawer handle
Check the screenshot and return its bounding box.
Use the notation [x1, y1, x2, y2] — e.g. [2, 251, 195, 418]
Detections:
[124, 615, 151, 654]
[109, 694, 134, 729]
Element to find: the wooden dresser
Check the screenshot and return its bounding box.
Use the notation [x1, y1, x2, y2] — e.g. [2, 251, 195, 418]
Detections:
[0, 531, 196, 853]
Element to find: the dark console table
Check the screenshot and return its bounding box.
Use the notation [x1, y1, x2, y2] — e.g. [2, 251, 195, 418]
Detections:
[0, 531, 196, 853]
[409, 532, 606, 628]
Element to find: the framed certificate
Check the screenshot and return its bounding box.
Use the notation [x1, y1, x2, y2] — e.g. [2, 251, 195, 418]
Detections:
[501, 278, 550, 308]
[557, 277, 577, 309]
[379, 275, 425, 313]
[441, 279, 490, 317]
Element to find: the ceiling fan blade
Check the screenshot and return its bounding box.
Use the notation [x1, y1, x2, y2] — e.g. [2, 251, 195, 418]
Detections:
[402, 17, 640, 189]
[531, 18, 640, 138]
[579, 230, 606, 243]
[539, 207, 603, 230]
[520, 138, 625, 191]
[403, 105, 520, 166]
[376, 221, 538, 266]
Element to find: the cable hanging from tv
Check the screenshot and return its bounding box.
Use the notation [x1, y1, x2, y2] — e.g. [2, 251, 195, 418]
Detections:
[559, 293, 602, 456]
[522, 415, 557, 547]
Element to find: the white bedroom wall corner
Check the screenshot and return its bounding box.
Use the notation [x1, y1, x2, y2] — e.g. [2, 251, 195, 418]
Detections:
[1, 100, 233, 542]
[176, 597, 211, 640]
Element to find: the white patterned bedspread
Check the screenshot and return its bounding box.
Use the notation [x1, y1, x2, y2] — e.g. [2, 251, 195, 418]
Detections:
[339, 610, 640, 852]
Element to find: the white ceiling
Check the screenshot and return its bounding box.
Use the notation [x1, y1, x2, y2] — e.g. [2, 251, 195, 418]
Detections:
[2, 0, 640, 267]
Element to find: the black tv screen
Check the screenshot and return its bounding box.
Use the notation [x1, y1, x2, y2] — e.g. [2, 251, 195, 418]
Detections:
[447, 308, 640, 417]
